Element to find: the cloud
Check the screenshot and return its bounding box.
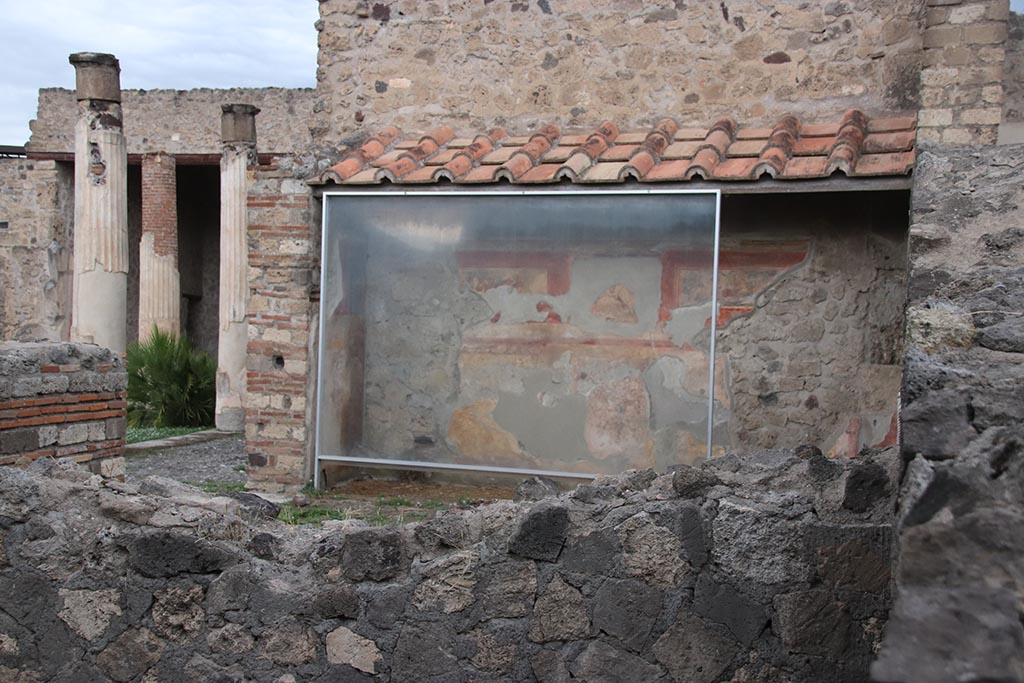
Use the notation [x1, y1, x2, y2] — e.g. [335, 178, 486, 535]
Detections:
[0, 0, 318, 145]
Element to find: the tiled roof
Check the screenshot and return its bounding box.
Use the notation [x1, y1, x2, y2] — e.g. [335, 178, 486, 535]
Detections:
[313, 110, 916, 186]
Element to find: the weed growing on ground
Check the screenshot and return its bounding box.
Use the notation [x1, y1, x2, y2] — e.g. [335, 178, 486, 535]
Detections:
[278, 505, 354, 525]
[126, 425, 209, 444]
[194, 481, 247, 494]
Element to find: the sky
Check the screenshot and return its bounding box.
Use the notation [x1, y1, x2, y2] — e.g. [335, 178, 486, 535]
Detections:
[0, 0, 319, 146]
[0, 1, 1021, 147]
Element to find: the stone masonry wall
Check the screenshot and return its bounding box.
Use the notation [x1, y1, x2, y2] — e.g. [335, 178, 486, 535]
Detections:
[717, 193, 907, 459]
[1005, 11, 1023, 122]
[348, 192, 905, 476]
[870, 145, 1024, 681]
[918, 0, 1010, 145]
[244, 160, 318, 490]
[0, 158, 73, 342]
[0, 446, 896, 682]
[0, 343, 127, 472]
[312, 0, 925, 148]
[26, 88, 316, 156]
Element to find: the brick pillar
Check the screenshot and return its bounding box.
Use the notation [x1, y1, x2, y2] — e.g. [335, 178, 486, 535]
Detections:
[138, 152, 180, 339]
[69, 52, 128, 353]
[216, 104, 260, 432]
[918, 0, 1010, 145]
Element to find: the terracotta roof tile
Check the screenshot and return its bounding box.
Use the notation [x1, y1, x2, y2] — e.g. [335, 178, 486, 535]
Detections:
[713, 157, 760, 180]
[312, 111, 916, 186]
[600, 144, 639, 161]
[725, 140, 765, 157]
[674, 128, 710, 141]
[862, 130, 916, 154]
[646, 159, 692, 182]
[867, 117, 915, 133]
[541, 146, 577, 163]
[851, 151, 916, 176]
[481, 147, 518, 164]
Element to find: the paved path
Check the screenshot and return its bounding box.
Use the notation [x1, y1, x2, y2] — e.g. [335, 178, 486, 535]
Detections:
[124, 432, 247, 486]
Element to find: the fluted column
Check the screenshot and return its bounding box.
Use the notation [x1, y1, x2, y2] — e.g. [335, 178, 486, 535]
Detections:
[216, 104, 259, 431]
[69, 52, 128, 353]
[139, 152, 180, 339]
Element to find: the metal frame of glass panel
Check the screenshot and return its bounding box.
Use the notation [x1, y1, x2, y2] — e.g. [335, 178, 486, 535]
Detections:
[314, 188, 721, 489]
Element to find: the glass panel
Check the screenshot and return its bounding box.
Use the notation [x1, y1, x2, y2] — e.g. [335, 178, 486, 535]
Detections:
[318, 191, 720, 478]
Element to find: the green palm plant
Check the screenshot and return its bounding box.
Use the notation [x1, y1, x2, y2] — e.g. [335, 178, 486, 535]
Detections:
[126, 328, 216, 428]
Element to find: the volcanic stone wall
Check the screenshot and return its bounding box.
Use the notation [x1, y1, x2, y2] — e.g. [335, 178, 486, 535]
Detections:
[870, 144, 1024, 682]
[0, 446, 895, 682]
[0, 343, 127, 471]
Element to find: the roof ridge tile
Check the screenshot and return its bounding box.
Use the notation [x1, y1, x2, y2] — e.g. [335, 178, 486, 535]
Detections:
[826, 109, 869, 176]
[752, 114, 800, 179]
[316, 112, 915, 187]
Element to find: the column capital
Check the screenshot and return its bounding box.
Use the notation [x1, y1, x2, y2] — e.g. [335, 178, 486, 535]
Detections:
[221, 104, 261, 145]
[69, 52, 121, 103]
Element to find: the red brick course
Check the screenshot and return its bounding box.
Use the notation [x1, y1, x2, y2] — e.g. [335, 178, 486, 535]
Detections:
[1, 343, 127, 469]
[141, 153, 178, 258]
[244, 168, 316, 489]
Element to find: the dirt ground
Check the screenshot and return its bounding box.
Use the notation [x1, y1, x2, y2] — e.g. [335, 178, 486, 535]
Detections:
[124, 434, 516, 525]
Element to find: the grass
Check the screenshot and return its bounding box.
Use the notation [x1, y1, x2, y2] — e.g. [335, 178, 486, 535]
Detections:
[126, 425, 210, 444]
[277, 504, 430, 526]
[279, 505, 358, 525]
[375, 496, 446, 509]
[193, 481, 247, 494]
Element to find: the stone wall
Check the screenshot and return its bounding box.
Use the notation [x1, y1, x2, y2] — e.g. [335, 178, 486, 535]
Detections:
[244, 160, 318, 490]
[1005, 11, 1023, 122]
[27, 88, 315, 156]
[312, 0, 924, 148]
[0, 446, 896, 682]
[0, 342, 126, 471]
[336, 192, 906, 476]
[717, 193, 907, 459]
[870, 144, 1024, 681]
[0, 158, 73, 342]
[918, 0, 1010, 145]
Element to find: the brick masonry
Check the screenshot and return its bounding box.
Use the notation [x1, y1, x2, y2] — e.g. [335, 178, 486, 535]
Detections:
[244, 163, 317, 490]
[0, 342, 127, 471]
[141, 154, 177, 259]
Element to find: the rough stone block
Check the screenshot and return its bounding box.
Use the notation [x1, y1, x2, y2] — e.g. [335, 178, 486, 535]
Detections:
[89, 456, 126, 479]
[508, 501, 569, 562]
[653, 612, 739, 683]
[315, 527, 408, 581]
[900, 389, 977, 460]
[57, 423, 89, 446]
[871, 586, 1024, 683]
[964, 21, 1008, 44]
[528, 574, 590, 642]
[570, 640, 666, 683]
[592, 578, 663, 651]
[693, 574, 769, 645]
[773, 589, 850, 656]
[128, 530, 238, 578]
[0, 428, 40, 455]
